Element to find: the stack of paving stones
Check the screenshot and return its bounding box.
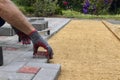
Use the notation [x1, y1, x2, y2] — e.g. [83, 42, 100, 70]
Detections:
[0, 24, 16, 36]
[29, 17, 50, 36]
[0, 17, 48, 36]
[0, 18, 71, 80]
[29, 17, 48, 31]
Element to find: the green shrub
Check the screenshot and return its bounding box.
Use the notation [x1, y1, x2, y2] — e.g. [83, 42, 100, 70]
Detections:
[55, 6, 62, 15]
[18, 6, 27, 14]
[34, 0, 59, 16]
[13, 0, 36, 6]
[25, 7, 35, 14]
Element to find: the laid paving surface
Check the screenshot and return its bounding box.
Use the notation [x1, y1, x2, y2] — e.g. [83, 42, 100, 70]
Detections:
[0, 18, 70, 80]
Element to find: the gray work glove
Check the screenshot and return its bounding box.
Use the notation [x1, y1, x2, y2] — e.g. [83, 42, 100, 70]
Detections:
[29, 30, 53, 59]
[12, 27, 31, 44]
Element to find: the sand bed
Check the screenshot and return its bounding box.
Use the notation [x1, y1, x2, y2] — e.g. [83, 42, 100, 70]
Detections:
[48, 20, 120, 80]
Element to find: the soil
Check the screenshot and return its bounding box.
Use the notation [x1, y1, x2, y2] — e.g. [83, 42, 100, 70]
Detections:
[48, 20, 120, 80]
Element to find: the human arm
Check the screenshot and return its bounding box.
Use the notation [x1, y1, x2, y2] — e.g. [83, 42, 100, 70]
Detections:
[0, 0, 53, 59]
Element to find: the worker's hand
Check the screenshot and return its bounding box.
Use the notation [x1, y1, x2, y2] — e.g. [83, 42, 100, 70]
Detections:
[12, 27, 31, 44]
[33, 42, 53, 59]
[0, 17, 5, 27]
[29, 30, 53, 59]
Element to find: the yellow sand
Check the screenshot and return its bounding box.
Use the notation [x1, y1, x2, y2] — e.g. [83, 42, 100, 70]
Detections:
[48, 20, 120, 80]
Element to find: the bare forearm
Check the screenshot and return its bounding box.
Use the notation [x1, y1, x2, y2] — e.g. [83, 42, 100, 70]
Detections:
[0, 0, 35, 35]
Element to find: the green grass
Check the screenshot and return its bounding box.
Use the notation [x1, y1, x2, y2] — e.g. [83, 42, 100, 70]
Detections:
[62, 10, 120, 20]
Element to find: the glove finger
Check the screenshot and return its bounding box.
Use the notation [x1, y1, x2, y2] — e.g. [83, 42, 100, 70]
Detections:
[23, 35, 30, 44]
[24, 38, 28, 44]
[27, 40, 30, 44]
[21, 37, 28, 45]
[22, 38, 26, 45]
[26, 38, 31, 44]
[47, 47, 53, 59]
[33, 43, 39, 55]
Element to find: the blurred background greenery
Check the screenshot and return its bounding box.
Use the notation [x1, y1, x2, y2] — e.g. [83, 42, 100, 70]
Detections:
[12, 0, 120, 19]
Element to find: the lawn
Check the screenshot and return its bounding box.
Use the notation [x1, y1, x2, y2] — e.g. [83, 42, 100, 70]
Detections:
[62, 10, 120, 20]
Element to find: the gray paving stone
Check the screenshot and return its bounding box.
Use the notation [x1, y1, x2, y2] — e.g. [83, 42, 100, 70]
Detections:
[0, 35, 17, 42]
[15, 51, 48, 63]
[31, 21, 48, 31]
[0, 62, 26, 72]
[8, 51, 32, 62]
[0, 77, 8, 80]
[0, 71, 34, 80]
[45, 18, 71, 40]
[30, 58, 48, 63]
[3, 51, 25, 65]
[2, 50, 48, 66]
[107, 19, 120, 25]
[33, 68, 60, 80]
[26, 62, 61, 80]
[0, 26, 15, 36]
[27, 62, 61, 70]
[2, 44, 32, 51]
[28, 17, 44, 22]
[32, 23, 45, 31]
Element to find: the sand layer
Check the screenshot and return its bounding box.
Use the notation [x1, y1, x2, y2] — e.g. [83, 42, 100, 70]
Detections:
[48, 20, 120, 80]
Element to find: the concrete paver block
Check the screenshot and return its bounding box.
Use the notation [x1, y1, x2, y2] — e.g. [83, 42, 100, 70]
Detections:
[33, 68, 60, 80]
[26, 62, 61, 80]
[18, 66, 40, 74]
[29, 58, 48, 63]
[27, 62, 61, 70]
[0, 77, 8, 80]
[16, 56, 48, 63]
[2, 50, 48, 66]
[0, 71, 34, 80]
[0, 36, 9, 42]
[31, 21, 48, 31]
[0, 62, 26, 72]
[32, 23, 45, 31]
[28, 17, 44, 22]
[3, 51, 25, 65]
[15, 51, 48, 63]
[4, 47, 18, 51]
[0, 26, 15, 36]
